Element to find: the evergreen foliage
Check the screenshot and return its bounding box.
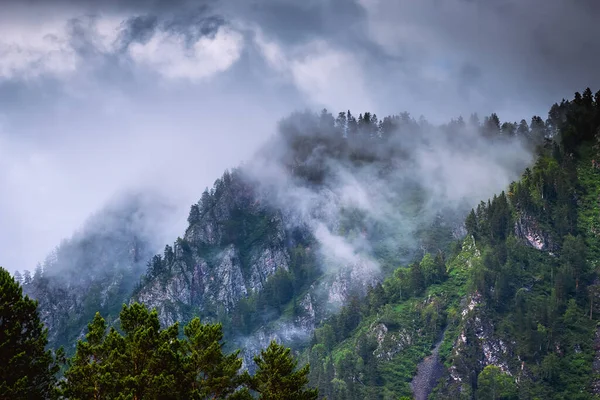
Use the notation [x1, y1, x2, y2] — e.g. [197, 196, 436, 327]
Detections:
[251, 340, 318, 400]
[60, 302, 315, 399]
[8, 87, 600, 399]
[304, 88, 600, 399]
[0, 267, 61, 400]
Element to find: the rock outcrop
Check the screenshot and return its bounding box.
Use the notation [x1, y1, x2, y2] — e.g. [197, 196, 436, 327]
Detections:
[514, 214, 554, 252]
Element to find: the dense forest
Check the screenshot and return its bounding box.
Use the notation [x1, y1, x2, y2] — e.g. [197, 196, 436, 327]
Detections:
[301, 88, 600, 399]
[4, 88, 600, 398]
[0, 266, 318, 399]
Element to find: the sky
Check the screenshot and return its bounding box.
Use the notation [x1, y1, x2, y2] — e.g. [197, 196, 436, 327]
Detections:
[1, 0, 599, 272]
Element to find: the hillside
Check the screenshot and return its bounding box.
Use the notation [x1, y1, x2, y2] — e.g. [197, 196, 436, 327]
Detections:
[17, 108, 530, 364]
[16, 88, 600, 399]
[301, 89, 600, 399]
[17, 193, 176, 349]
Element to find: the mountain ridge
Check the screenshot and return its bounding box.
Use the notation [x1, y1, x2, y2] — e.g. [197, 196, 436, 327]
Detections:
[16, 103, 545, 394]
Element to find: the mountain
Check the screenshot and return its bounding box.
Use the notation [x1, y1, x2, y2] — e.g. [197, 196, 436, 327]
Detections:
[18, 192, 177, 349]
[301, 89, 600, 399]
[17, 109, 530, 362]
[19, 96, 585, 399]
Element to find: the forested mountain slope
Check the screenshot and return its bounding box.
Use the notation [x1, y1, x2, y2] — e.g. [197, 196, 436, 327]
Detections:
[16, 193, 175, 349]
[301, 89, 600, 399]
[18, 88, 599, 399]
[16, 105, 530, 365]
[6, 92, 598, 399]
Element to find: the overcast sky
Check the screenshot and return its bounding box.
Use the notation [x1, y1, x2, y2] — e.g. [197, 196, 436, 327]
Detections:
[1, 0, 599, 272]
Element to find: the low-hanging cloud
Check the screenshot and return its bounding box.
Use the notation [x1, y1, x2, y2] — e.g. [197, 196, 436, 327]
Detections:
[0, 0, 597, 272]
[241, 111, 532, 300]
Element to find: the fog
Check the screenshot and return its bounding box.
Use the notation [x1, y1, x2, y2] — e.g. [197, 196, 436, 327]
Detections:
[1, 0, 599, 272]
[242, 111, 532, 292]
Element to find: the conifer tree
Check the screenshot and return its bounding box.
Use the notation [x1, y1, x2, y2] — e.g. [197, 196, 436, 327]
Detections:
[188, 204, 201, 225]
[62, 312, 113, 399]
[477, 365, 517, 400]
[183, 317, 250, 399]
[62, 303, 185, 400]
[251, 340, 318, 400]
[0, 267, 60, 399]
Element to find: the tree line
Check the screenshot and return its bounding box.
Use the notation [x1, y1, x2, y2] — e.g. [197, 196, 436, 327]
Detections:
[0, 266, 318, 399]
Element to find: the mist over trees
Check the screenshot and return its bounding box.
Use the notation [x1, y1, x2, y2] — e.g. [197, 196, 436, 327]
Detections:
[6, 87, 600, 398]
[289, 88, 600, 399]
[1, 267, 317, 399]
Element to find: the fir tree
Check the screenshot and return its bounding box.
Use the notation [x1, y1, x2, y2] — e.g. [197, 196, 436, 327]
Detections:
[251, 340, 318, 400]
[61, 312, 113, 399]
[62, 303, 185, 400]
[182, 318, 250, 399]
[0, 267, 60, 399]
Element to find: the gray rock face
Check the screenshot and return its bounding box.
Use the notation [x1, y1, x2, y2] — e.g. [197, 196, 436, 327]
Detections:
[514, 214, 554, 251]
[296, 292, 317, 332]
[411, 335, 445, 400]
[133, 172, 293, 327]
[22, 230, 156, 349]
[371, 322, 413, 361]
[446, 292, 516, 391]
[208, 245, 247, 311]
[186, 222, 220, 247]
[134, 235, 290, 325]
[136, 274, 190, 327]
[327, 261, 380, 307]
[247, 245, 290, 292]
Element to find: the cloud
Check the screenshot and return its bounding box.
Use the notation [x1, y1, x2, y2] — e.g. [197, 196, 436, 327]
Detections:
[0, 0, 599, 273]
[128, 25, 244, 81]
[254, 33, 373, 112]
[354, 0, 600, 118]
[2, 0, 599, 117]
[0, 19, 78, 80]
[0, 5, 243, 83]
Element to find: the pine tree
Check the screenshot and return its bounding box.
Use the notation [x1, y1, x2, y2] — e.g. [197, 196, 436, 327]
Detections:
[114, 303, 184, 399]
[483, 113, 501, 136]
[182, 318, 250, 399]
[22, 270, 32, 285]
[62, 303, 185, 400]
[409, 262, 425, 296]
[476, 365, 517, 400]
[251, 340, 318, 400]
[420, 253, 438, 285]
[0, 267, 60, 399]
[62, 312, 114, 399]
[13, 270, 23, 284]
[188, 204, 201, 225]
[517, 119, 530, 136]
[465, 209, 478, 238]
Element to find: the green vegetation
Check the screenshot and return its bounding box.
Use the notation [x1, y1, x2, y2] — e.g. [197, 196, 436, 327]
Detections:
[6, 88, 600, 398]
[0, 267, 62, 399]
[304, 243, 473, 399]
[0, 268, 317, 399]
[251, 341, 319, 400]
[476, 365, 517, 400]
[305, 88, 600, 399]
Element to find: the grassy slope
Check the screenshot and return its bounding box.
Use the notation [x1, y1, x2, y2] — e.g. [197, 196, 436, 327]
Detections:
[320, 238, 477, 398]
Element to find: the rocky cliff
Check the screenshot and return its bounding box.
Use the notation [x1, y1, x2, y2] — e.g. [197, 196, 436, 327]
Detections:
[17, 108, 529, 370]
[132, 170, 293, 326]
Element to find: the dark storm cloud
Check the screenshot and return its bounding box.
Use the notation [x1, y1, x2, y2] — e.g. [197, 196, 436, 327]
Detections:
[229, 0, 366, 44]
[7, 0, 597, 118]
[120, 15, 159, 46]
[360, 0, 600, 112]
